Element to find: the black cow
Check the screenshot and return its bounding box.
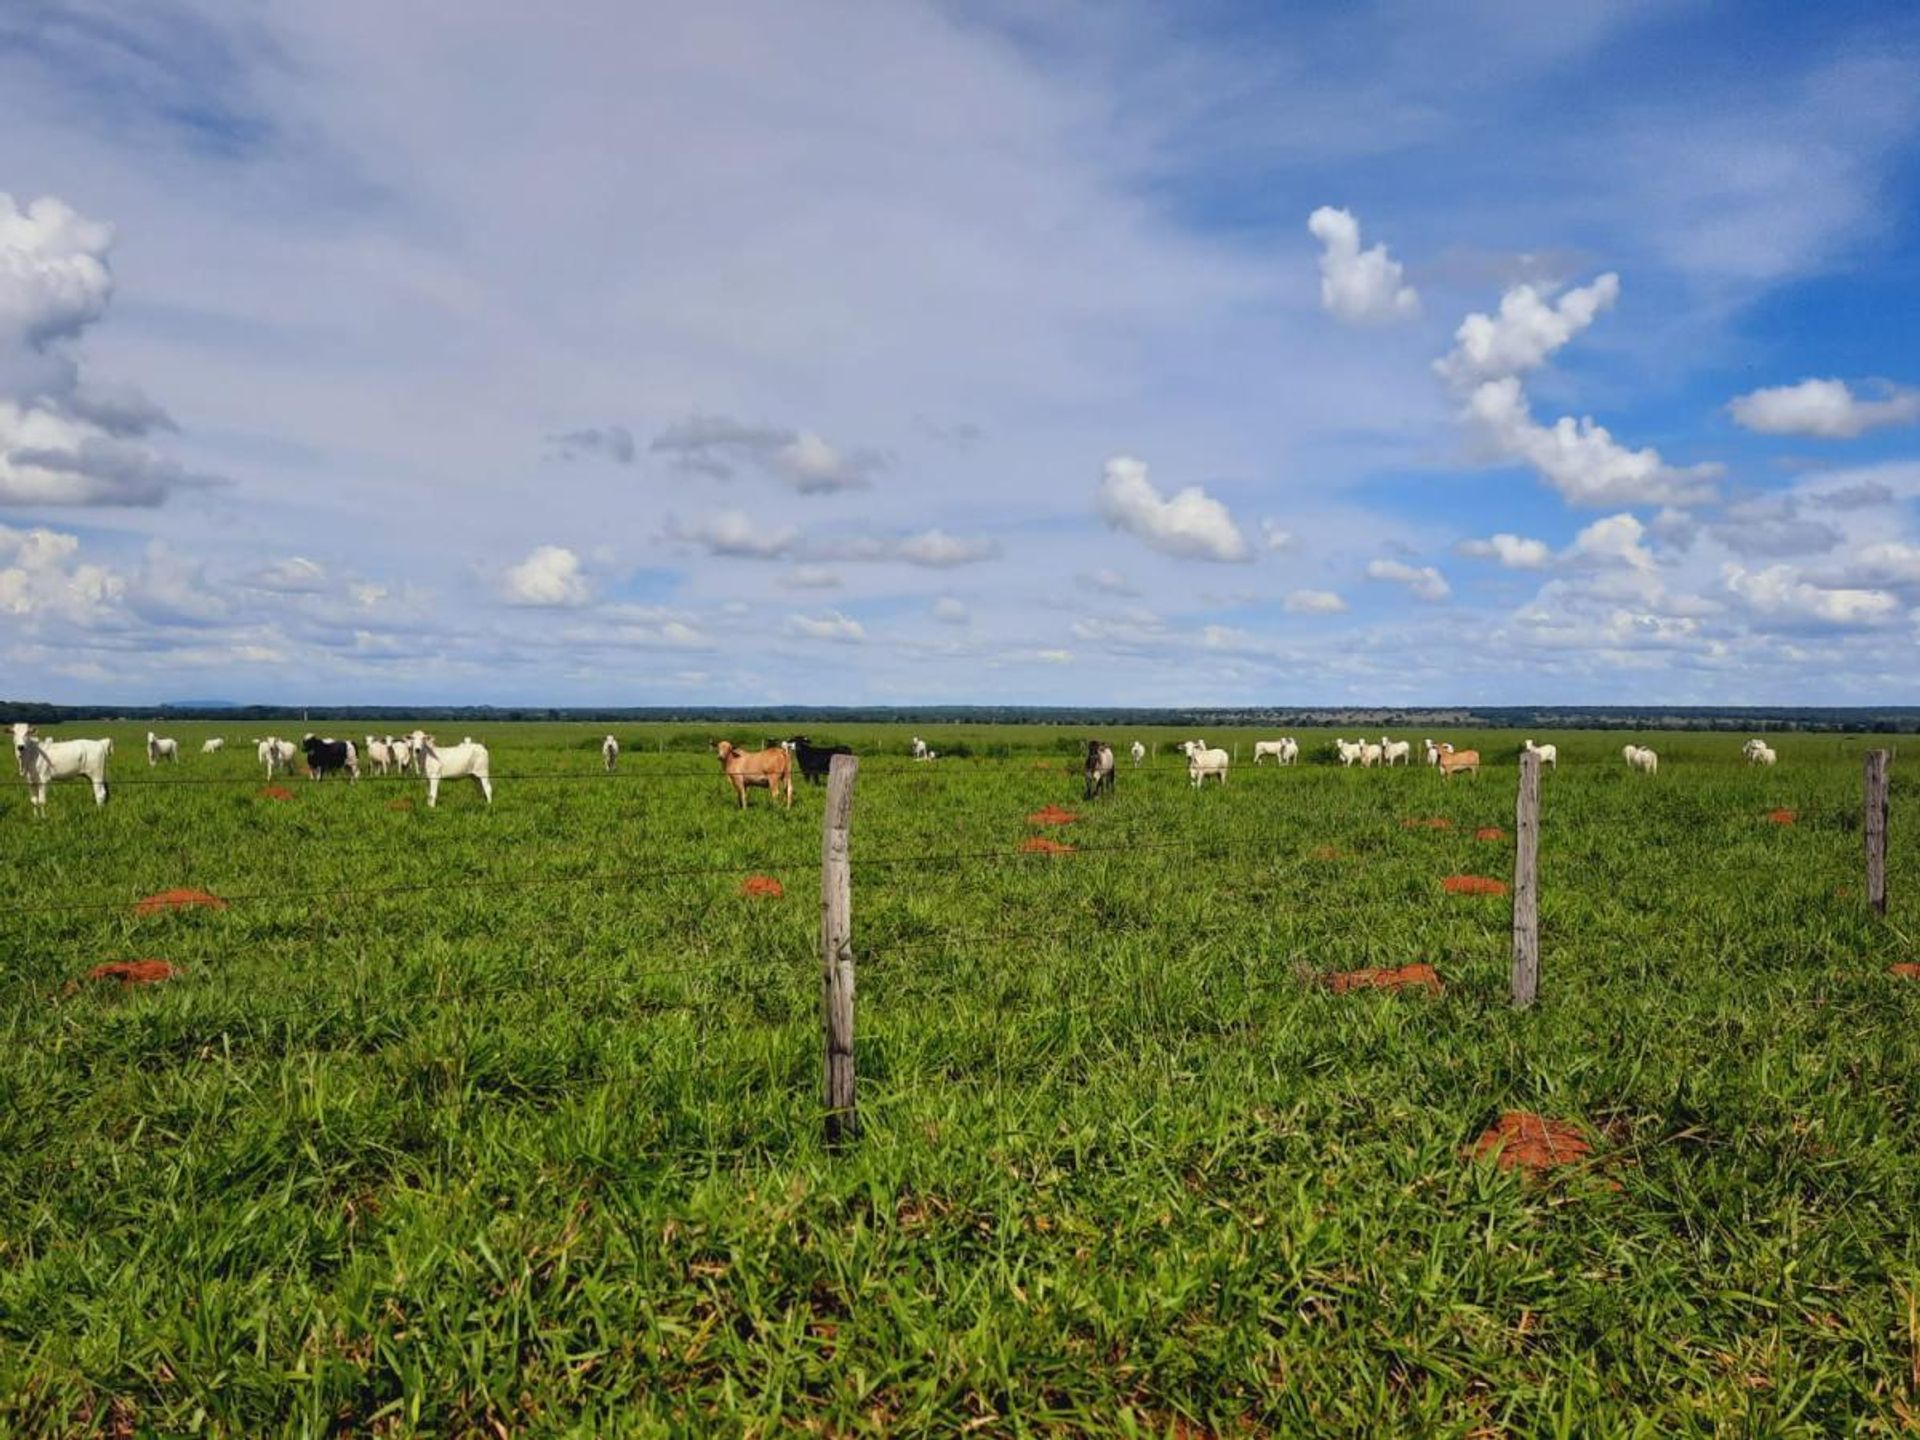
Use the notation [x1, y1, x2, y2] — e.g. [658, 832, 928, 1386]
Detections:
[1084, 739, 1115, 801]
[786, 735, 853, 785]
[301, 733, 359, 781]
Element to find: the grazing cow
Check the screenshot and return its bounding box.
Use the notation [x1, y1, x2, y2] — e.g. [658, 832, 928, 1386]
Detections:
[714, 740, 793, 809]
[146, 731, 179, 766]
[1084, 739, 1115, 801]
[407, 731, 493, 807]
[786, 735, 853, 786]
[1438, 748, 1481, 780]
[1743, 739, 1777, 766]
[1130, 740, 1147, 765]
[1624, 745, 1658, 774]
[12, 723, 111, 813]
[1380, 736, 1412, 767]
[363, 736, 395, 776]
[910, 736, 929, 760]
[301, 733, 358, 782]
[1522, 739, 1558, 770]
[1252, 739, 1289, 765]
[200, 737, 225, 754]
[1180, 739, 1229, 787]
[603, 734, 619, 772]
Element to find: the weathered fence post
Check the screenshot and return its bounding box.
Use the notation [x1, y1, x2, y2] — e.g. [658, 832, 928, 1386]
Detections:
[1866, 749, 1890, 917]
[821, 753, 858, 1145]
[1511, 749, 1541, 1008]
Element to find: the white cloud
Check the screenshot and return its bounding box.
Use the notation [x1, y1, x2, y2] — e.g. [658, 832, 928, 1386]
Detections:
[1307, 207, 1418, 324]
[1096, 455, 1250, 562]
[1722, 562, 1899, 628]
[1284, 588, 1347, 614]
[1708, 497, 1840, 558]
[1435, 274, 1620, 389]
[1260, 519, 1295, 552]
[0, 522, 123, 623]
[1455, 532, 1551, 569]
[1076, 567, 1138, 597]
[820, 529, 1000, 568]
[778, 564, 842, 590]
[501, 545, 590, 607]
[788, 610, 865, 643]
[1728, 378, 1920, 439]
[651, 415, 885, 493]
[1566, 513, 1656, 571]
[1817, 540, 1920, 589]
[1467, 376, 1721, 508]
[244, 556, 330, 593]
[667, 508, 801, 559]
[931, 596, 969, 624]
[1365, 558, 1451, 601]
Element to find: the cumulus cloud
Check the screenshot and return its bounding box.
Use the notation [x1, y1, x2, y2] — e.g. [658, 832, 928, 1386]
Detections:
[651, 414, 886, 493]
[501, 544, 590, 606]
[1722, 563, 1898, 628]
[1435, 274, 1620, 389]
[777, 564, 842, 590]
[788, 610, 865, 642]
[1565, 513, 1656, 571]
[1807, 478, 1896, 510]
[1728, 378, 1920, 439]
[1467, 376, 1721, 507]
[244, 556, 329, 593]
[1259, 519, 1296, 552]
[1307, 207, 1419, 323]
[0, 193, 210, 506]
[0, 522, 123, 623]
[932, 596, 969, 624]
[1815, 540, 1920, 589]
[1365, 558, 1451, 601]
[1096, 455, 1250, 563]
[1708, 497, 1841, 558]
[817, 529, 1001, 568]
[1455, 532, 1551, 569]
[667, 507, 800, 559]
[1284, 588, 1348, 614]
[545, 425, 635, 463]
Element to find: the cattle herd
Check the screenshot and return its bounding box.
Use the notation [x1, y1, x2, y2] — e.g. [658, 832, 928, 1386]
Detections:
[6, 723, 1786, 815]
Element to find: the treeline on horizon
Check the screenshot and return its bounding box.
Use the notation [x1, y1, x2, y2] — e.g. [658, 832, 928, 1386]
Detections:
[5, 702, 1918, 733]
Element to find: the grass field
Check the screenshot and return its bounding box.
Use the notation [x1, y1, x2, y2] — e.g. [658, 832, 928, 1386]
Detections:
[2, 721, 1917, 1435]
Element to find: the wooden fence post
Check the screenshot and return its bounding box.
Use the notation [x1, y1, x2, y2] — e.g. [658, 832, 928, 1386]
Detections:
[1511, 750, 1541, 1009]
[1866, 749, 1890, 917]
[821, 753, 858, 1145]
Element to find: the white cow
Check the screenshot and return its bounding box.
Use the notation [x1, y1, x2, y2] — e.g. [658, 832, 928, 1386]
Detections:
[1625, 745, 1659, 774]
[1335, 738, 1365, 767]
[1380, 736, 1412, 767]
[410, 731, 493, 807]
[12, 723, 111, 813]
[146, 731, 179, 766]
[1522, 739, 1558, 770]
[1743, 739, 1777, 766]
[1359, 742, 1383, 768]
[1130, 741, 1146, 766]
[200, 737, 225, 754]
[1252, 739, 1290, 765]
[603, 734, 620, 772]
[1180, 739, 1229, 787]
[910, 736, 929, 759]
[385, 735, 414, 775]
[363, 736, 395, 776]
[257, 736, 296, 777]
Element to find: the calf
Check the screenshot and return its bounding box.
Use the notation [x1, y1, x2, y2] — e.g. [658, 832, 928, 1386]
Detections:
[786, 735, 852, 785]
[714, 740, 793, 809]
[1084, 739, 1115, 800]
[301, 733, 358, 781]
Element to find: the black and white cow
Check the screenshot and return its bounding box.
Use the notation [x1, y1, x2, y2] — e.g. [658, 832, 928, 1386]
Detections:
[1084, 739, 1115, 801]
[301, 733, 359, 781]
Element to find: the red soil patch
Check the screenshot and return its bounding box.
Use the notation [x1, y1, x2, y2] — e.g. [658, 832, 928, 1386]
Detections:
[1766, 808, 1798, 826]
[1465, 1112, 1593, 1173]
[1019, 837, 1076, 855]
[740, 875, 785, 899]
[86, 960, 179, 986]
[132, 888, 228, 918]
[1474, 826, 1508, 842]
[257, 784, 294, 802]
[1026, 804, 1079, 826]
[1031, 760, 1059, 771]
[1890, 963, 1920, 981]
[1442, 875, 1509, 897]
[387, 798, 413, 812]
[1309, 844, 1345, 861]
[1401, 817, 1454, 831]
[1324, 963, 1442, 996]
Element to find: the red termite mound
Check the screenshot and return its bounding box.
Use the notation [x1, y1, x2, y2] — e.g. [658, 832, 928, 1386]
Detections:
[1019, 837, 1076, 855]
[1324, 963, 1442, 996]
[1474, 826, 1508, 842]
[1026, 805, 1079, 826]
[1466, 1112, 1593, 1173]
[87, 960, 179, 986]
[740, 875, 784, 899]
[257, 785, 294, 802]
[1766, 808, 1797, 826]
[1890, 963, 1920, 981]
[133, 889, 228, 917]
[1442, 875, 1508, 897]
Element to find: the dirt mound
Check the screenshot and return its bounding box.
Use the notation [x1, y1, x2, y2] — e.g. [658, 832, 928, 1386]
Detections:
[1766, 808, 1797, 826]
[1324, 963, 1441, 995]
[1026, 805, 1079, 826]
[1443, 875, 1508, 897]
[133, 889, 228, 917]
[86, 960, 179, 986]
[1308, 844, 1345, 861]
[1890, 963, 1920, 981]
[740, 875, 784, 899]
[1401, 817, 1454, 831]
[257, 785, 294, 802]
[1466, 1112, 1593, 1173]
[1474, 826, 1508, 842]
[1019, 837, 1076, 855]
[387, 798, 413, 812]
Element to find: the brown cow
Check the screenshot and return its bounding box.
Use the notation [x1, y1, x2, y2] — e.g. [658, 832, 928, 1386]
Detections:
[714, 740, 794, 809]
[1438, 748, 1480, 780]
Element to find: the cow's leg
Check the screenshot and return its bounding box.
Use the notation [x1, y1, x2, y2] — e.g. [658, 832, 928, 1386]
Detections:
[428, 774, 440, 808]
[478, 775, 493, 804]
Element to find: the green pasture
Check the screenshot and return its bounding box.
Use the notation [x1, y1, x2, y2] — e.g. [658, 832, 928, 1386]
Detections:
[1, 722, 1916, 1434]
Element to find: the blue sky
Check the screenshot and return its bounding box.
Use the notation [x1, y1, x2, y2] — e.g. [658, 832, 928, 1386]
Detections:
[3, 0, 1919, 706]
